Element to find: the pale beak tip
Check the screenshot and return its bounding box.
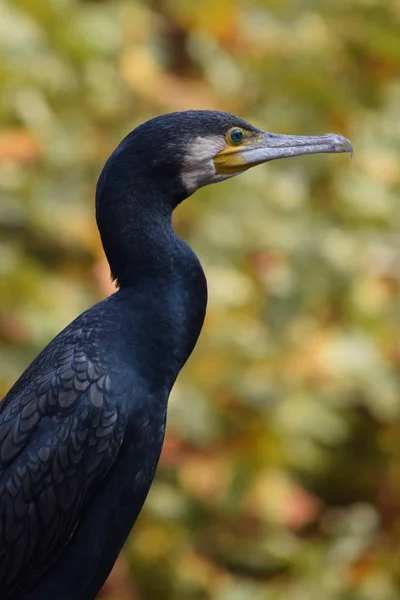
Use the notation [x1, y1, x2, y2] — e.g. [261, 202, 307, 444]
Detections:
[328, 133, 353, 158]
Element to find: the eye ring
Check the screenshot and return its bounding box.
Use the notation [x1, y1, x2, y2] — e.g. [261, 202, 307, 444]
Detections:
[227, 127, 244, 145]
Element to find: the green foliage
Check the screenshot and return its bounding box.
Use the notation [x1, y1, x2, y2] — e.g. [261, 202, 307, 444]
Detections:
[1, 1, 399, 598]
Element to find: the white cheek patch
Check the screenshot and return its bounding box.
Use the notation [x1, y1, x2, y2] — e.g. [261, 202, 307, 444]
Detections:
[181, 135, 226, 195]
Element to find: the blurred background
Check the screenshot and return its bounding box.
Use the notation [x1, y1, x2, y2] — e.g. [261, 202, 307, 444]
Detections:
[1, 0, 400, 598]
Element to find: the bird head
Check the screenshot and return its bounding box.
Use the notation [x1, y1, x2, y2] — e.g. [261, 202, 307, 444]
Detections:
[97, 111, 352, 284]
[105, 110, 352, 204]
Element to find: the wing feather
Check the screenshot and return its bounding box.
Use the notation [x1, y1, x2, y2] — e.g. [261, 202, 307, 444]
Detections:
[0, 326, 126, 598]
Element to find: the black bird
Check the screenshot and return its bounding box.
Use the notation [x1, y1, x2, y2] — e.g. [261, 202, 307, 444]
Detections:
[0, 111, 352, 599]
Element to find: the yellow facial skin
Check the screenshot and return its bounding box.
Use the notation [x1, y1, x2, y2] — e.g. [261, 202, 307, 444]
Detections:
[213, 128, 262, 175]
[183, 125, 351, 195]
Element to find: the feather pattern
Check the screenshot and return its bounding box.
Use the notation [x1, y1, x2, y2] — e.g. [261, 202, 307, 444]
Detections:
[0, 317, 126, 598]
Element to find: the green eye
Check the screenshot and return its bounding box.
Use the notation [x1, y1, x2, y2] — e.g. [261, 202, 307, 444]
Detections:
[227, 127, 244, 145]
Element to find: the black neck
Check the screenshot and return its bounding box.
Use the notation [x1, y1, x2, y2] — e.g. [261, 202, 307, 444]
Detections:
[97, 177, 175, 285]
[95, 162, 208, 383]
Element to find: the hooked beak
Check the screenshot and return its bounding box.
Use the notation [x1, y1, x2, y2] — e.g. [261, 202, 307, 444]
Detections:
[214, 131, 353, 175]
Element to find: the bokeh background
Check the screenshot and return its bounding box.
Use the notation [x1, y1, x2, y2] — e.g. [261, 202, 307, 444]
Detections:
[1, 0, 400, 598]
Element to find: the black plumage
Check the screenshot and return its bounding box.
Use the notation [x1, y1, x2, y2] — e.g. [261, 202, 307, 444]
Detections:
[0, 111, 352, 599]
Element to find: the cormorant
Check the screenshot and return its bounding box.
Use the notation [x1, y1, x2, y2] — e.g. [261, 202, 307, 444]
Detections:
[0, 111, 352, 599]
